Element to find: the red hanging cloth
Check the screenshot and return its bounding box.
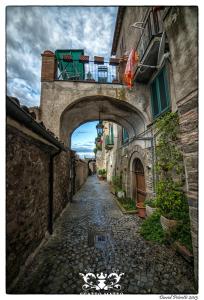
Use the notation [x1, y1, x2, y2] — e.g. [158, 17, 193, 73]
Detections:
[124, 49, 139, 88]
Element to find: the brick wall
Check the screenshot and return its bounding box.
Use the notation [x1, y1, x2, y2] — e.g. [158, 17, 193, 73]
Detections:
[41, 50, 56, 82]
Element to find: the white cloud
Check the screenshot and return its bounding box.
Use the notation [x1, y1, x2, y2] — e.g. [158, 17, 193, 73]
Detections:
[6, 6, 117, 107]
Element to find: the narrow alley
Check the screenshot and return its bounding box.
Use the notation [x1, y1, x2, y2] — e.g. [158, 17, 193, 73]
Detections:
[11, 175, 195, 294]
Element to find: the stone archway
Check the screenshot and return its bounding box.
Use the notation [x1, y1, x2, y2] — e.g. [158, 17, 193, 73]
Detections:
[132, 158, 146, 204]
[127, 147, 148, 201]
[60, 95, 148, 147]
[88, 159, 96, 175]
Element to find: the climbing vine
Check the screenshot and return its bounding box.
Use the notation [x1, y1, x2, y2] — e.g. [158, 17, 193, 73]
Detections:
[155, 112, 187, 219]
[141, 112, 192, 252]
[155, 112, 184, 176]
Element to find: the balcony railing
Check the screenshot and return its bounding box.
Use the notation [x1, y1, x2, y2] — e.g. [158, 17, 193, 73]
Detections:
[105, 135, 114, 150]
[135, 9, 164, 83]
[55, 58, 120, 84]
[136, 9, 163, 61]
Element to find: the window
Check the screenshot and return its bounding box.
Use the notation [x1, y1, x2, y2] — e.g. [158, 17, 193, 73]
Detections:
[150, 66, 170, 118]
[122, 128, 129, 144]
[109, 125, 114, 144]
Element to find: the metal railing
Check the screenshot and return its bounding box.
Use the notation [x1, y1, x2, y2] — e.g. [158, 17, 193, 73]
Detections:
[56, 60, 119, 84]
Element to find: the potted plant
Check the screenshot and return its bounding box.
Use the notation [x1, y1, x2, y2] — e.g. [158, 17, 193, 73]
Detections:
[144, 198, 157, 217]
[111, 175, 122, 195]
[94, 56, 104, 64]
[97, 169, 103, 180]
[109, 57, 120, 66]
[98, 169, 106, 180]
[155, 179, 187, 232]
[101, 169, 107, 180]
[136, 202, 146, 218]
[86, 71, 95, 82]
[154, 112, 190, 234]
[79, 55, 89, 64]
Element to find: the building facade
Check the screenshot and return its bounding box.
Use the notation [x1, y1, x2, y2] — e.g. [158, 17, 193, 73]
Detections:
[95, 6, 198, 280]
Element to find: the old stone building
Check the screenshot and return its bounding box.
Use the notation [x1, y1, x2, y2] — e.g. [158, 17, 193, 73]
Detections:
[94, 6, 198, 280]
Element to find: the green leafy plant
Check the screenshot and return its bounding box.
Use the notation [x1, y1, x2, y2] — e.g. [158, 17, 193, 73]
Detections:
[155, 112, 184, 175]
[151, 112, 193, 251]
[170, 218, 193, 252]
[111, 175, 122, 189]
[98, 169, 106, 176]
[111, 175, 124, 194]
[144, 198, 157, 208]
[140, 211, 166, 243]
[118, 197, 136, 211]
[96, 144, 102, 151]
[155, 179, 188, 219]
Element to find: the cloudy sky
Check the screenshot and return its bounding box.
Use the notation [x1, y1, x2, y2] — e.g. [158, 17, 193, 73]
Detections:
[6, 6, 117, 157]
[6, 6, 117, 106]
[72, 121, 98, 158]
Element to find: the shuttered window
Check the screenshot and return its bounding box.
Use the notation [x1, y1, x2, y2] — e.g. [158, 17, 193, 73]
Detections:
[122, 128, 129, 144]
[151, 66, 170, 118]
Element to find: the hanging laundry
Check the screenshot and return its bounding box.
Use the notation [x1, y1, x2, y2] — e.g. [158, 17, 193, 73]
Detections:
[124, 49, 139, 88]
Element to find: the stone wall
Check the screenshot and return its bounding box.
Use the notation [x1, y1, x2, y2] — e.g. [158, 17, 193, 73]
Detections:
[116, 7, 149, 57]
[53, 151, 71, 221]
[75, 159, 89, 191]
[163, 7, 198, 281]
[6, 118, 71, 287]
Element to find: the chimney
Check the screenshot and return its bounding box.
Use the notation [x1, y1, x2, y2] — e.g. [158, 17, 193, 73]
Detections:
[41, 50, 56, 81]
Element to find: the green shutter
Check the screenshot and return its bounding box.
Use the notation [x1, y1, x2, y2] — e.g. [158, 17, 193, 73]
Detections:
[150, 66, 170, 119]
[122, 128, 129, 143]
[55, 49, 85, 80]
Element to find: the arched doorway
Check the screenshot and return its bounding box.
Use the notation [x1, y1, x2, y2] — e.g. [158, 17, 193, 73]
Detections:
[133, 158, 146, 204]
[88, 159, 96, 175]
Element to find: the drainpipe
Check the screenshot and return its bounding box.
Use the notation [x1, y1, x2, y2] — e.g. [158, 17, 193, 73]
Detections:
[48, 149, 62, 235]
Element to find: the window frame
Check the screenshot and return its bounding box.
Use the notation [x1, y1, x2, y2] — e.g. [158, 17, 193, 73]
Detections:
[122, 127, 129, 144]
[150, 65, 170, 119]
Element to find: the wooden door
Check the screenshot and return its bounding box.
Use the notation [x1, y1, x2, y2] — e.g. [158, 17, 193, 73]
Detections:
[134, 159, 146, 204]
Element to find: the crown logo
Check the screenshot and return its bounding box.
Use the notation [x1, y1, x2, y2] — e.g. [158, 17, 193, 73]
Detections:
[79, 271, 124, 292]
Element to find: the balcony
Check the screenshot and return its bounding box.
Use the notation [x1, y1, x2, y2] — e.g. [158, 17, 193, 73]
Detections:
[105, 135, 114, 150]
[135, 9, 168, 83]
[55, 50, 120, 84]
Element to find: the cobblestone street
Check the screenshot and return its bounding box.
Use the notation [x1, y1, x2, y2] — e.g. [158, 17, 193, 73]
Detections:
[10, 175, 196, 294]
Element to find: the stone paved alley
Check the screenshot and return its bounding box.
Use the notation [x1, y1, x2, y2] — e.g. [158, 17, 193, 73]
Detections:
[10, 175, 196, 294]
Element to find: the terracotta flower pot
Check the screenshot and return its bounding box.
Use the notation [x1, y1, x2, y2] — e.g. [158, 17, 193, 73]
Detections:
[94, 56, 104, 64]
[160, 215, 178, 232]
[63, 55, 73, 62]
[146, 205, 157, 217]
[109, 58, 120, 66]
[136, 203, 146, 218]
[79, 55, 89, 63]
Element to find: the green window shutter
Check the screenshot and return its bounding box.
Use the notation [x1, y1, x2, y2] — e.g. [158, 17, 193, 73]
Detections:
[110, 125, 114, 144]
[109, 125, 114, 145]
[151, 80, 159, 117]
[150, 66, 170, 119]
[122, 128, 129, 143]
